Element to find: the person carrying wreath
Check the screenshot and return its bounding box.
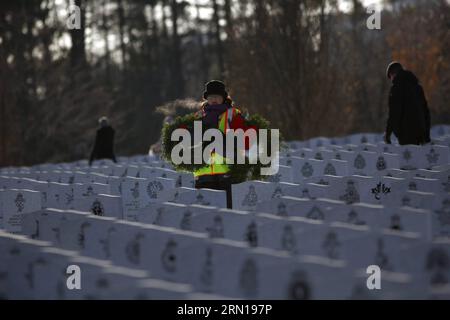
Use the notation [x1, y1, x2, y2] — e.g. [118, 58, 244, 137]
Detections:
[192, 80, 257, 209]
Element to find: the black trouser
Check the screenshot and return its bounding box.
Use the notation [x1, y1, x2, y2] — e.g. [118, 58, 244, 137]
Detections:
[194, 174, 233, 209]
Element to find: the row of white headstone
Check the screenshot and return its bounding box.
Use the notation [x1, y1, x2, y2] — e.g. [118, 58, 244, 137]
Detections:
[2, 205, 449, 299]
[0, 125, 450, 299]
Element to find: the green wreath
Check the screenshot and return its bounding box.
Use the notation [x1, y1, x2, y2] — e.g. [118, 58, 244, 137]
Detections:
[161, 111, 284, 184]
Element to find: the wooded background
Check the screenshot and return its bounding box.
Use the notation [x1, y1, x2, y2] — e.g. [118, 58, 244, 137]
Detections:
[0, 0, 449, 166]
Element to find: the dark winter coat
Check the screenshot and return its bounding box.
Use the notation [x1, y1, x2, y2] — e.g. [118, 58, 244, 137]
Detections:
[89, 125, 117, 165]
[386, 69, 431, 145]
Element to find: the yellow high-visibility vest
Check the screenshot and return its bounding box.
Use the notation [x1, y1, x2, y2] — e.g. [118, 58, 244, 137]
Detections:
[194, 107, 239, 177]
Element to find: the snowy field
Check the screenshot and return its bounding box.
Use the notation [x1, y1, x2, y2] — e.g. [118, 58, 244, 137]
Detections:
[1, 124, 450, 299]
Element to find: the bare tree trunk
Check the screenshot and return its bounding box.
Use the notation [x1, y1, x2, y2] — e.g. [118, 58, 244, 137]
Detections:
[169, 0, 184, 99]
[117, 0, 127, 69]
[69, 0, 87, 68]
[223, 0, 234, 41]
[102, 0, 111, 83]
[195, 1, 209, 85]
[212, 0, 224, 78]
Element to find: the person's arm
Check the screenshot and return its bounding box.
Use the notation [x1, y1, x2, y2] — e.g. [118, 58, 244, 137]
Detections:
[89, 131, 99, 166]
[111, 129, 117, 163]
[386, 84, 402, 142]
[419, 85, 431, 142]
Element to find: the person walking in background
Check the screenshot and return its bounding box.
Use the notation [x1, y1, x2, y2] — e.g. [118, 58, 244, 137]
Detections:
[89, 116, 117, 165]
[384, 61, 431, 145]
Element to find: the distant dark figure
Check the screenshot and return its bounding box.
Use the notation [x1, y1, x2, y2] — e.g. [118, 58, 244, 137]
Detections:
[384, 62, 431, 145]
[89, 116, 117, 166]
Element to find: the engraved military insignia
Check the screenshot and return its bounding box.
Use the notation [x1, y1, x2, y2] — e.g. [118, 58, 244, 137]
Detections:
[239, 258, 258, 298]
[91, 199, 104, 216]
[376, 156, 387, 171]
[281, 224, 297, 254]
[271, 186, 284, 199]
[371, 182, 391, 200]
[100, 227, 116, 258]
[65, 188, 74, 206]
[374, 238, 392, 270]
[401, 196, 411, 206]
[408, 181, 417, 191]
[206, 215, 224, 238]
[286, 158, 292, 166]
[426, 148, 439, 165]
[390, 214, 402, 231]
[31, 219, 40, 239]
[41, 192, 47, 205]
[51, 227, 61, 244]
[301, 188, 313, 199]
[403, 149, 411, 161]
[434, 199, 450, 229]
[125, 233, 144, 265]
[161, 239, 177, 273]
[324, 163, 336, 176]
[78, 221, 91, 249]
[176, 175, 182, 187]
[301, 162, 314, 178]
[195, 192, 210, 205]
[277, 201, 287, 216]
[14, 193, 26, 212]
[131, 182, 140, 199]
[244, 221, 258, 247]
[242, 185, 258, 207]
[339, 180, 360, 204]
[199, 247, 213, 290]
[442, 177, 450, 192]
[153, 207, 165, 225]
[180, 210, 192, 230]
[82, 185, 94, 197]
[306, 206, 324, 220]
[354, 154, 366, 170]
[322, 231, 340, 259]
[147, 180, 163, 199]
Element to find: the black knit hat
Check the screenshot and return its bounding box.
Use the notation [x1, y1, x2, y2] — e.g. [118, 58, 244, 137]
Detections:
[203, 80, 228, 99]
[386, 61, 403, 79]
